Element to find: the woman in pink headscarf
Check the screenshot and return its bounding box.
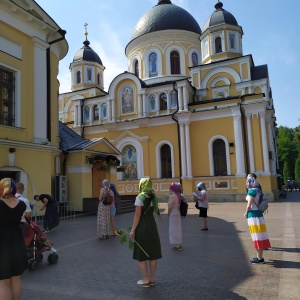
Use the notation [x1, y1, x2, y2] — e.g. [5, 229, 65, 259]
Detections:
[0, 178, 28, 300]
[168, 183, 183, 251]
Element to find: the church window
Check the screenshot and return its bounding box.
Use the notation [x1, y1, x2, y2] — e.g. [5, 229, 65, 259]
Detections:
[135, 60, 139, 78]
[170, 50, 180, 74]
[149, 52, 158, 78]
[213, 139, 227, 176]
[122, 145, 137, 180]
[93, 105, 99, 120]
[149, 94, 156, 112]
[159, 93, 168, 110]
[97, 73, 100, 85]
[215, 37, 222, 53]
[0, 67, 15, 126]
[160, 144, 172, 178]
[76, 71, 81, 84]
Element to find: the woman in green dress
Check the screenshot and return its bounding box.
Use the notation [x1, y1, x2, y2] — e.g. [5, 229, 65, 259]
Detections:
[129, 178, 162, 288]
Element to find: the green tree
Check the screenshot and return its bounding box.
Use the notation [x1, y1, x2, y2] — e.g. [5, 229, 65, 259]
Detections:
[295, 157, 300, 182]
[283, 161, 291, 183]
[277, 126, 298, 179]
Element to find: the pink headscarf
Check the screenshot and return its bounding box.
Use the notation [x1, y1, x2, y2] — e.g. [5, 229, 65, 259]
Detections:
[169, 183, 182, 203]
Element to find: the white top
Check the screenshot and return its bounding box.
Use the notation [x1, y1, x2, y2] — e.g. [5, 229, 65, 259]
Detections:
[15, 193, 32, 222]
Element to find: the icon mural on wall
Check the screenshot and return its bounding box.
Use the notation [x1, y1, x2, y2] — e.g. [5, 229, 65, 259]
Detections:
[84, 106, 90, 122]
[149, 52, 158, 77]
[122, 145, 137, 180]
[170, 90, 178, 108]
[229, 34, 236, 49]
[191, 52, 198, 66]
[149, 94, 156, 112]
[121, 85, 134, 114]
[101, 103, 107, 119]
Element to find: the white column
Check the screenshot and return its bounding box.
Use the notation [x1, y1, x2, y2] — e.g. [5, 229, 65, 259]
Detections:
[108, 101, 112, 122]
[32, 37, 48, 144]
[245, 113, 255, 172]
[183, 86, 188, 111]
[267, 117, 276, 174]
[178, 87, 183, 111]
[179, 122, 187, 177]
[78, 104, 82, 126]
[184, 122, 192, 177]
[231, 107, 245, 176]
[138, 94, 142, 118]
[74, 105, 78, 126]
[260, 111, 270, 174]
[89, 106, 92, 125]
[111, 99, 115, 122]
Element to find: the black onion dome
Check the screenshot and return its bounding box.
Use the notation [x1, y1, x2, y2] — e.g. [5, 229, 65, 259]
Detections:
[130, 1, 201, 41]
[73, 40, 102, 65]
[202, 1, 238, 32]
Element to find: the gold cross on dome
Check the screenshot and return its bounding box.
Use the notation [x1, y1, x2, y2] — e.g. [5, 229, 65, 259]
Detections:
[84, 22, 88, 38]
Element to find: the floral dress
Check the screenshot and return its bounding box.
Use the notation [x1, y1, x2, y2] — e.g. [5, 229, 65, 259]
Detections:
[97, 188, 111, 238]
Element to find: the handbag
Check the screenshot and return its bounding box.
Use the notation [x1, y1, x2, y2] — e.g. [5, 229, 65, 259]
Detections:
[102, 188, 113, 205]
[195, 201, 200, 210]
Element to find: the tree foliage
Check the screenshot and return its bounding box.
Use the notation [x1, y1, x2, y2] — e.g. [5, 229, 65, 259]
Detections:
[277, 125, 300, 183]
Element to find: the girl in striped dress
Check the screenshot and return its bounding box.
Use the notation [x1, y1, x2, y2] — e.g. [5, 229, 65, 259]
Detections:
[244, 173, 271, 264]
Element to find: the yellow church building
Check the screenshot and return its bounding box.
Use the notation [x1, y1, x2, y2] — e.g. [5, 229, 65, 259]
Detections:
[1, 0, 279, 214]
[0, 0, 68, 207]
[59, 0, 279, 209]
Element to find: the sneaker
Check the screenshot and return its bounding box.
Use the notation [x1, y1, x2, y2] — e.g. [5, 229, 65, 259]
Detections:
[172, 246, 182, 251]
[250, 257, 265, 264]
[136, 280, 150, 288]
[50, 247, 57, 253]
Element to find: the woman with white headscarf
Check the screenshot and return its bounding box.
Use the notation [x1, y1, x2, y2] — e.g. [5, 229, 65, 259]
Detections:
[244, 173, 271, 264]
[97, 179, 113, 239]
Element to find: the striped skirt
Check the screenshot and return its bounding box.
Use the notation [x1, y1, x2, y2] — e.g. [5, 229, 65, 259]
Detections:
[247, 210, 271, 249]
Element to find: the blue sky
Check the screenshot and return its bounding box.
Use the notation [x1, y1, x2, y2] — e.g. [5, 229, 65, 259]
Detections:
[35, 0, 300, 128]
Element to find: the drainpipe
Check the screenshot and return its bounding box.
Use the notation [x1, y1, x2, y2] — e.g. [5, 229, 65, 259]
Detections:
[171, 82, 182, 186]
[46, 29, 67, 142]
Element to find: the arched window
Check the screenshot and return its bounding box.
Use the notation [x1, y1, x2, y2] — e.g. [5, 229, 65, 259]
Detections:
[93, 105, 99, 120]
[135, 60, 139, 78]
[149, 52, 158, 77]
[159, 93, 168, 110]
[122, 145, 137, 180]
[170, 50, 180, 74]
[160, 144, 172, 178]
[213, 139, 227, 175]
[149, 94, 156, 112]
[97, 73, 100, 85]
[76, 71, 81, 84]
[215, 37, 222, 53]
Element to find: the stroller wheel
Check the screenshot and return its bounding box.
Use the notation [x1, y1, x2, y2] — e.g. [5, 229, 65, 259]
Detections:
[48, 253, 59, 264]
[29, 260, 39, 271]
[36, 253, 43, 263]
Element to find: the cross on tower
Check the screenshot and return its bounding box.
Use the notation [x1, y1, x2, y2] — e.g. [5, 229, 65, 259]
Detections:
[84, 22, 88, 39]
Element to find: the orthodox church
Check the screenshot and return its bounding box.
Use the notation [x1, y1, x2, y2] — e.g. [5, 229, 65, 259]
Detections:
[58, 0, 279, 208]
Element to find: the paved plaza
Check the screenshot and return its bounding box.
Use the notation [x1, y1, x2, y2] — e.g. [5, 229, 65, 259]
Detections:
[20, 192, 300, 300]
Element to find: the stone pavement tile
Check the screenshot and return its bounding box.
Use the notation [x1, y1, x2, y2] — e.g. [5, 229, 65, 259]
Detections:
[20, 194, 300, 300]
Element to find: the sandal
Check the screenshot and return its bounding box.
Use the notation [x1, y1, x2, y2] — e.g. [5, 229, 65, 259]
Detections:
[137, 280, 150, 288]
[201, 227, 208, 231]
[150, 281, 156, 286]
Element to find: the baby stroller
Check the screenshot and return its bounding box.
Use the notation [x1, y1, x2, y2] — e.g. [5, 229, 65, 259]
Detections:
[24, 218, 59, 271]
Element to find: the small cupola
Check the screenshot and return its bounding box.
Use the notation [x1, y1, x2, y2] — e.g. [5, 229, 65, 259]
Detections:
[70, 23, 105, 91]
[200, 1, 243, 64]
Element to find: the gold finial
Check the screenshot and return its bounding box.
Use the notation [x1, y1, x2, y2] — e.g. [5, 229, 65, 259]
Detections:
[84, 22, 88, 39]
